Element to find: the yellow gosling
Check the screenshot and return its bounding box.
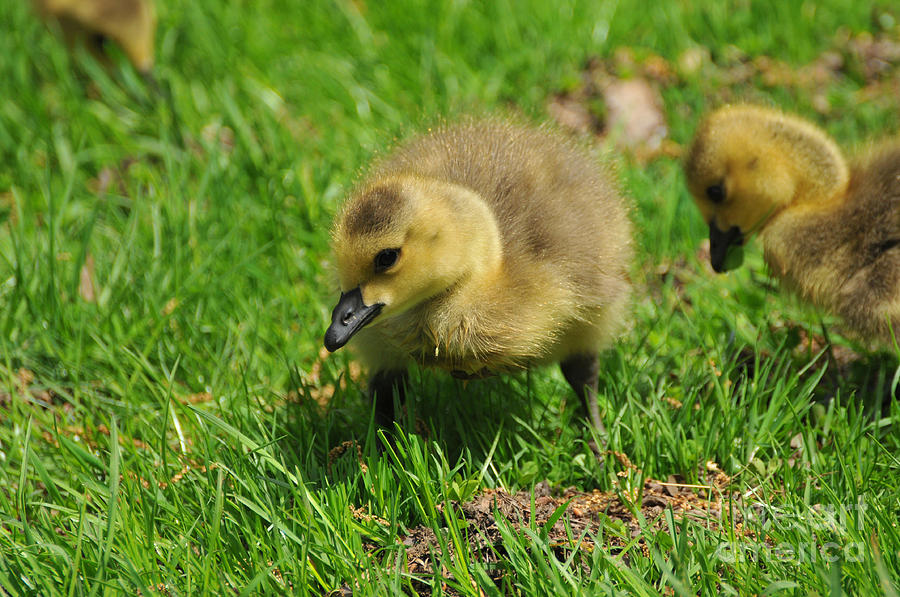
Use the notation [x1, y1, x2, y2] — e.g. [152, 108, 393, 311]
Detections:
[685, 104, 900, 342]
[325, 119, 633, 434]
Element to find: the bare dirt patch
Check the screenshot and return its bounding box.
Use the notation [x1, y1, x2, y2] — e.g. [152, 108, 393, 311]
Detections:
[354, 467, 741, 593]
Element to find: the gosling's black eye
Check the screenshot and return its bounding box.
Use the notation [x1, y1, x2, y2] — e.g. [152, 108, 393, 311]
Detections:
[706, 183, 726, 204]
[374, 248, 400, 272]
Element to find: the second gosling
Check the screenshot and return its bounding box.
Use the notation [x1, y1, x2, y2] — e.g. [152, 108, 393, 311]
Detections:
[33, 0, 157, 74]
[324, 119, 633, 435]
[685, 104, 900, 343]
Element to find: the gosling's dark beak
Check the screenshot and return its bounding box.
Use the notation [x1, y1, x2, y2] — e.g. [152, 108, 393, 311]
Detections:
[324, 287, 384, 352]
[709, 222, 744, 273]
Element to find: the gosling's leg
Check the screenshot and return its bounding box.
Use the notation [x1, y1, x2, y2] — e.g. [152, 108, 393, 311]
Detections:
[560, 353, 607, 438]
[369, 369, 408, 428]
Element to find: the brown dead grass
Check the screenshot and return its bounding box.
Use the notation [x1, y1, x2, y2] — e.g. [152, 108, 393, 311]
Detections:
[352, 466, 744, 593]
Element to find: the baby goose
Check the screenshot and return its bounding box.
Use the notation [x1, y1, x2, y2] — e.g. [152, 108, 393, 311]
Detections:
[685, 104, 900, 342]
[33, 0, 157, 74]
[324, 119, 633, 434]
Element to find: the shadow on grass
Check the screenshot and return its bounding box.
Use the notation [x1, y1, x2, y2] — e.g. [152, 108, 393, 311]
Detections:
[280, 363, 601, 482]
[816, 349, 899, 418]
[726, 323, 899, 419]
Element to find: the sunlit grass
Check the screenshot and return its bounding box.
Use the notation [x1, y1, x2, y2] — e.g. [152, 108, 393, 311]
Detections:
[0, 0, 898, 594]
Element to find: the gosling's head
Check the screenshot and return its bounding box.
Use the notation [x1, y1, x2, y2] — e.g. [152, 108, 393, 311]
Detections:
[685, 106, 850, 273]
[685, 106, 814, 272]
[324, 175, 501, 351]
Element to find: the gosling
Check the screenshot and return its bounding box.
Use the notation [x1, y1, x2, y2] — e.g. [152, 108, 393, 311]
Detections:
[324, 119, 633, 435]
[33, 0, 157, 74]
[685, 104, 900, 342]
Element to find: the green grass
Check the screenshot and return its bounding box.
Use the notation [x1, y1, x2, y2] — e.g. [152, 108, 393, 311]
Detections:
[1, 0, 899, 594]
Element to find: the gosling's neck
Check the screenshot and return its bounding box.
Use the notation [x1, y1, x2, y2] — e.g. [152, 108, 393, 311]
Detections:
[757, 118, 850, 275]
[757, 121, 852, 290]
[401, 175, 503, 285]
[763, 113, 850, 208]
[384, 176, 505, 355]
[442, 184, 503, 282]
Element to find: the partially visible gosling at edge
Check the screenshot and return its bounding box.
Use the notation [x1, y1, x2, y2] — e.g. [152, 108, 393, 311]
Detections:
[33, 0, 157, 75]
[685, 104, 900, 343]
[324, 119, 633, 436]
